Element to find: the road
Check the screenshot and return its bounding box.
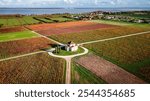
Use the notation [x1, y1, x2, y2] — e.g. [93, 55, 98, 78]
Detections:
[65, 57, 72, 84]
[0, 51, 45, 62]
[48, 46, 89, 84]
[32, 31, 64, 46]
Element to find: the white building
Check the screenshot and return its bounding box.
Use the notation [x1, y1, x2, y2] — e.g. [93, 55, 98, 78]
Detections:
[65, 41, 78, 52]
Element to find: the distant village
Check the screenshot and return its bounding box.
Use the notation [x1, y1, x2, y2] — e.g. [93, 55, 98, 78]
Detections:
[71, 11, 150, 24]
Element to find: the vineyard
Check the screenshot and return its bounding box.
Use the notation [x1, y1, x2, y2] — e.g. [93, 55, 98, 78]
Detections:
[26, 21, 97, 31]
[0, 15, 74, 28]
[0, 16, 41, 27]
[75, 54, 145, 84]
[72, 62, 105, 84]
[50, 17, 73, 22]
[0, 53, 65, 84]
[139, 66, 150, 82]
[84, 34, 150, 82]
[0, 14, 150, 84]
[91, 20, 133, 26]
[36, 23, 115, 36]
[49, 26, 150, 44]
[0, 26, 26, 34]
[0, 37, 55, 59]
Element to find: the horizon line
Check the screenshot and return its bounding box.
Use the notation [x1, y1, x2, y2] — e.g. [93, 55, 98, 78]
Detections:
[0, 7, 150, 9]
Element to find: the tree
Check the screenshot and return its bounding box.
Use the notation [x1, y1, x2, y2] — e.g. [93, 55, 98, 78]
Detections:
[0, 24, 3, 28]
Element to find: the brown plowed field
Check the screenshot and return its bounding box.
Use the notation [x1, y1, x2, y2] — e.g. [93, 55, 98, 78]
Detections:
[75, 54, 146, 84]
[0, 37, 55, 59]
[0, 27, 26, 34]
[27, 21, 97, 31]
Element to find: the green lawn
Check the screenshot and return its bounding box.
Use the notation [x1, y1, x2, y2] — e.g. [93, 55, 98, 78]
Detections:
[72, 62, 106, 84]
[0, 31, 39, 42]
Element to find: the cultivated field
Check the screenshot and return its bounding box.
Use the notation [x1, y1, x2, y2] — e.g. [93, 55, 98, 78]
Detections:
[0, 19, 7, 27]
[0, 37, 55, 59]
[49, 26, 150, 43]
[84, 34, 150, 82]
[91, 20, 150, 28]
[0, 16, 41, 27]
[50, 17, 73, 22]
[37, 23, 115, 36]
[0, 15, 75, 28]
[75, 54, 145, 84]
[26, 21, 98, 31]
[0, 15, 73, 28]
[91, 20, 133, 26]
[0, 26, 26, 34]
[7, 18, 21, 26]
[0, 53, 65, 84]
[140, 66, 150, 81]
[72, 62, 106, 84]
[0, 14, 150, 84]
[0, 31, 38, 42]
[22, 16, 40, 24]
[35, 17, 54, 23]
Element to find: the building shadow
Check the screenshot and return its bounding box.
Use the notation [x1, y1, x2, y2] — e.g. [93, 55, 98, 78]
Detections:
[49, 44, 59, 48]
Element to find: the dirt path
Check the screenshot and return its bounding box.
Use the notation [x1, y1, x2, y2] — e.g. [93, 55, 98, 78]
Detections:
[76, 54, 146, 84]
[0, 51, 45, 62]
[48, 47, 89, 84]
[32, 31, 64, 46]
[79, 30, 150, 45]
[65, 57, 72, 84]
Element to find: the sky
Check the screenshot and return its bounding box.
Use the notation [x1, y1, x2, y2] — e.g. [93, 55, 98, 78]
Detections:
[0, 0, 150, 8]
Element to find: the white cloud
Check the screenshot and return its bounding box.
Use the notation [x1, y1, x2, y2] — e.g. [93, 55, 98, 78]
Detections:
[94, 0, 99, 5]
[94, 0, 122, 5]
[0, 0, 150, 7]
[64, 0, 76, 4]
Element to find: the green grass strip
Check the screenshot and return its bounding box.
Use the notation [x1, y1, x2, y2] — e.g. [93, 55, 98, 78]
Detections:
[0, 31, 39, 42]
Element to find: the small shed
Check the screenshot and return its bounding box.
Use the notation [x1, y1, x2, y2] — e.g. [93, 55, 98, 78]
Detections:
[65, 41, 78, 52]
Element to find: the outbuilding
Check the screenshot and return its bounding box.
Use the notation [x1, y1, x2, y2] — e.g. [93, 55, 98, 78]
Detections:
[65, 41, 78, 52]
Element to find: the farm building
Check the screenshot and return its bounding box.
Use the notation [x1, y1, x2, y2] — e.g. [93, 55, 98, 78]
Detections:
[65, 41, 78, 52]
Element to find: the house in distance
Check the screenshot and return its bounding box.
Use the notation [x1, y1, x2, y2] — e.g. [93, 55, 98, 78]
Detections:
[65, 41, 78, 52]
